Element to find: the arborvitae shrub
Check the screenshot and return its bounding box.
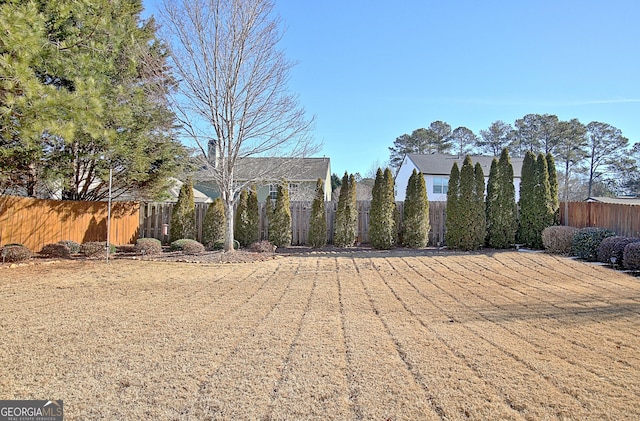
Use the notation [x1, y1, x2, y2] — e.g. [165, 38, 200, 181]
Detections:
[235, 188, 259, 247]
[80, 242, 116, 257]
[473, 162, 486, 248]
[369, 168, 396, 249]
[598, 236, 640, 265]
[486, 149, 517, 249]
[1, 244, 31, 262]
[246, 187, 260, 245]
[170, 239, 205, 254]
[234, 189, 249, 246]
[269, 183, 292, 247]
[623, 242, 640, 270]
[546, 153, 560, 224]
[308, 179, 327, 248]
[40, 243, 71, 258]
[572, 227, 616, 261]
[445, 162, 461, 248]
[451, 156, 480, 250]
[135, 238, 163, 255]
[541, 226, 578, 255]
[518, 151, 553, 248]
[202, 198, 226, 248]
[402, 169, 430, 248]
[334, 172, 357, 247]
[170, 179, 196, 242]
[58, 240, 80, 254]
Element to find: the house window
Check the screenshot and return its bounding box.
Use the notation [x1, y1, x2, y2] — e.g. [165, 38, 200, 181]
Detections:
[288, 183, 298, 195]
[433, 177, 448, 194]
[269, 184, 278, 200]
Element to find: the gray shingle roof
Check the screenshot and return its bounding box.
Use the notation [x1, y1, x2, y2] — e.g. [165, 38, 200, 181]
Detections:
[230, 157, 331, 182]
[407, 153, 524, 177]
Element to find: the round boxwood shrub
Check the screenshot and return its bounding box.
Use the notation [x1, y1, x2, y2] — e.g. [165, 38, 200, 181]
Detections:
[572, 227, 616, 261]
[542, 226, 578, 255]
[597, 236, 640, 266]
[57, 240, 80, 254]
[80, 242, 116, 258]
[248, 240, 276, 253]
[135, 238, 163, 256]
[623, 242, 640, 270]
[170, 239, 205, 255]
[1, 244, 31, 262]
[40, 243, 71, 258]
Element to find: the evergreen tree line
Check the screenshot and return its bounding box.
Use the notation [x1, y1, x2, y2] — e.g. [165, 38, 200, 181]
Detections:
[445, 148, 559, 251]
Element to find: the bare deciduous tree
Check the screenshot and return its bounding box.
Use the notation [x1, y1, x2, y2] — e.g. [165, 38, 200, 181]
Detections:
[160, 0, 316, 251]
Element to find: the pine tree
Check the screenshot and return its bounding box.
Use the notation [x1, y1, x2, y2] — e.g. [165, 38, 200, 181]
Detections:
[170, 179, 196, 241]
[269, 183, 292, 247]
[308, 179, 327, 248]
[445, 162, 461, 248]
[202, 198, 226, 248]
[402, 169, 430, 248]
[370, 168, 397, 249]
[473, 162, 486, 248]
[546, 153, 560, 225]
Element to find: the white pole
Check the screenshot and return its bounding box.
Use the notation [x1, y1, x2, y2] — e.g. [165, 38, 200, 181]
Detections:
[106, 167, 112, 264]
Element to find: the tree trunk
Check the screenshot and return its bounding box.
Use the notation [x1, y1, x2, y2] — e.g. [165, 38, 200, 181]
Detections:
[224, 198, 235, 252]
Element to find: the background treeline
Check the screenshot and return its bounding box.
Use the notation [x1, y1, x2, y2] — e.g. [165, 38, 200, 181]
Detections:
[389, 115, 639, 200]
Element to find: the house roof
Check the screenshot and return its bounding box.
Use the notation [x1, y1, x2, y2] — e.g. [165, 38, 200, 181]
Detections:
[233, 157, 331, 182]
[586, 196, 640, 205]
[168, 178, 213, 203]
[406, 153, 525, 178]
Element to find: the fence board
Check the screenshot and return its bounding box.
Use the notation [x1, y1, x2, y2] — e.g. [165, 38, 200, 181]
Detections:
[560, 201, 640, 237]
[0, 195, 140, 251]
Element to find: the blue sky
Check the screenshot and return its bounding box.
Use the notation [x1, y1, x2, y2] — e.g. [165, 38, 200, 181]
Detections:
[143, 0, 640, 176]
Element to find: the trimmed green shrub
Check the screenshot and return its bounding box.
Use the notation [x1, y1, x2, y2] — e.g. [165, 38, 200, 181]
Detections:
[370, 168, 397, 249]
[269, 183, 292, 247]
[235, 187, 259, 247]
[202, 198, 226, 248]
[170, 239, 205, 254]
[1, 244, 31, 262]
[542, 226, 578, 255]
[308, 179, 328, 248]
[623, 242, 640, 270]
[135, 238, 163, 255]
[58, 240, 80, 254]
[518, 152, 553, 249]
[402, 169, 430, 248]
[598, 236, 640, 265]
[546, 153, 560, 224]
[572, 227, 616, 261]
[40, 243, 71, 258]
[445, 162, 461, 248]
[80, 242, 116, 257]
[486, 149, 517, 249]
[170, 179, 196, 242]
[447, 156, 484, 251]
[334, 172, 357, 247]
[248, 240, 276, 253]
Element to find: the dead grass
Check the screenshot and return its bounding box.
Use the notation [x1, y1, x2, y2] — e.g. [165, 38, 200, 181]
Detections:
[1, 251, 639, 420]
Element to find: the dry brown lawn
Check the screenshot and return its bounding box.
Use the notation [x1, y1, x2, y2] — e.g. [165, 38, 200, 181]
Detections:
[1, 251, 639, 420]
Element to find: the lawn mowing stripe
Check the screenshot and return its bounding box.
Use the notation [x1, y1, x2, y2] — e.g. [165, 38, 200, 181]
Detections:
[354, 257, 524, 421]
[419, 255, 640, 418]
[266, 257, 352, 420]
[469, 253, 640, 350]
[441, 255, 640, 374]
[387, 255, 591, 420]
[338, 256, 439, 420]
[493, 253, 640, 338]
[422, 255, 640, 402]
[186, 260, 314, 419]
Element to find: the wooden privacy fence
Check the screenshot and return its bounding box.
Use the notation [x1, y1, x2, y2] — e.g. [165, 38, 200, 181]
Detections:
[140, 201, 448, 246]
[0, 195, 140, 252]
[560, 201, 640, 237]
